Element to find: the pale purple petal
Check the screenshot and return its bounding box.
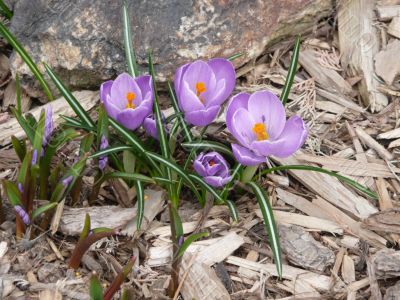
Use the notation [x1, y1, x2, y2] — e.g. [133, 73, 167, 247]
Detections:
[193, 151, 231, 187]
[116, 106, 151, 131]
[232, 144, 266, 166]
[204, 175, 232, 188]
[136, 75, 153, 103]
[271, 115, 308, 158]
[15, 205, 30, 225]
[207, 79, 226, 107]
[103, 94, 121, 120]
[18, 183, 23, 193]
[143, 116, 158, 140]
[62, 175, 73, 187]
[181, 60, 217, 99]
[100, 80, 113, 103]
[184, 105, 220, 126]
[43, 105, 54, 147]
[179, 81, 205, 112]
[247, 91, 286, 139]
[226, 93, 250, 135]
[207, 58, 236, 105]
[174, 62, 190, 95]
[110, 73, 143, 109]
[230, 108, 256, 147]
[99, 135, 109, 170]
[193, 153, 207, 177]
[31, 149, 38, 166]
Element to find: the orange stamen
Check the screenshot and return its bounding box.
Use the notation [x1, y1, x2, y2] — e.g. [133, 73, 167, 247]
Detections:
[252, 123, 269, 141]
[126, 92, 136, 109]
[209, 160, 215, 166]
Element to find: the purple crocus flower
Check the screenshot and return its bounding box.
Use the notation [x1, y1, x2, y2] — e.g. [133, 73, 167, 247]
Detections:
[62, 175, 73, 187]
[31, 149, 38, 166]
[193, 152, 232, 188]
[42, 105, 54, 148]
[99, 135, 108, 170]
[100, 73, 154, 131]
[143, 113, 168, 140]
[174, 58, 236, 126]
[15, 205, 30, 225]
[226, 91, 308, 166]
[18, 182, 23, 194]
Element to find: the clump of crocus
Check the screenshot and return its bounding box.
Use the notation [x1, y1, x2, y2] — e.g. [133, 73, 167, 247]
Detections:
[174, 58, 235, 126]
[100, 73, 154, 130]
[98, 135, 109, 170]
[226, 91, 308, 166]
[193, 152, 232, 187]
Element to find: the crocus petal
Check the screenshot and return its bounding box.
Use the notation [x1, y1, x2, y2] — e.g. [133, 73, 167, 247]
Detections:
[110, 73, 143, 109]
[207, 58, 236, 104]
[136, 75, 153, 104]
[116, 106, 151, 131]
[230, 108, 256, 147]
[100, 80, 113, 103]
[181, 60, 217, 98]
[226, 92, 250, 135]
[232, 144, 266, 166]
[143, 116, 158, 140]
[174, 62, 190, 95]
[207, 79, 226, 107]
[103, 94, 121, 120]
[193, 153, 207, 177]
[179, 81, 205, 112]
[247, 90, 286, 139]
[204, 175, 232, 188]
[250, 139, 282, 157]
[271, 115, 308, 158]
[184, 105, 220, 126]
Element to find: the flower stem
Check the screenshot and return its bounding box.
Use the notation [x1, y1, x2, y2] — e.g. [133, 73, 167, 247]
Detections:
[241, 165, 259, 183]
[168, 203, 181, 297]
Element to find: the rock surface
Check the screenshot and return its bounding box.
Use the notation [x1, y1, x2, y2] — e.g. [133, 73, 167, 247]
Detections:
[8, 0, 332, 100]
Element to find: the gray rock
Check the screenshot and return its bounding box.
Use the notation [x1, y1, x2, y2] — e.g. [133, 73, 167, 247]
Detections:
[9, 0, 332, 100]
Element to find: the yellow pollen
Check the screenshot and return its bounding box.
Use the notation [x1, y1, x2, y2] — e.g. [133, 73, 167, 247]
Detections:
[252, 123, 269, 141]
[196, 82, 206, 96]
[126, 92, 136, 109]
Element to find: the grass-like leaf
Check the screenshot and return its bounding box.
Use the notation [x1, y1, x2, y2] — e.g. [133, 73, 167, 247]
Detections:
[260, 164, 378, 200]
[182, 140, 233, 157]
[10, 107, 35, 143]
[122, 0, 139, 77]
[2, 180, 21, 206]
[247, 181, 282, 279]
[0, 0, 12, 19]
[135, 180, 144, 230]
[280, 35, 300, 106]
[11, 136, 26, 161]
[228, 52, 243, 61]
[188, 174, 239, 221]
[44, 63, 95, 128]
[31, 202, 58, 220]
[167, 81, 193, 143]
[0, 22, 53, 101]
[177, 232, 209, 258]
[89, 275, 104, 300]
[90, 145, 131, 158]
[98, 171, 155, 185]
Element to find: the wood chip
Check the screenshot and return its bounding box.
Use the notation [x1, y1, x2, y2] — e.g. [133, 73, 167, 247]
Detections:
[362, 208, 400, 233]
[341, 254, 356, 283]
[59, 189, 165, 236]
[338, 0, 388, 112]
[376, 5, 400, 21]
[279, 224, 335, 272]
[355, 127, 394, 161]
[375, 39, 400, 85]
[367, 257, 383, 300]
[378, 127, 400, 140]
[372, 248, 400, 278]
[2, 80, 31, 112]
[0, 90, 97, 146]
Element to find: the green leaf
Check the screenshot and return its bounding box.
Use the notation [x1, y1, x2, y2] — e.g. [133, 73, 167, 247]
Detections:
[79, 133, 94, 155]
[147, 152, 202, 201]
[80, 213, 91, 241]
[31, 202, 58, 220]
[10, 107, 35, 143]
[44, 63, 95, 128]
[188, 174, 239, 221]
[16, 73, 22, 114]
[135, 180, 144, 230]
[98, 171, 155, 185]
[89, 275, 104, 300]
[96, 105, 109, 146]
[122, 150, 136, 174]
[122, 0, 139, 77]
[11, 136, 26, 161]
[260, 164, 378, 200]
[32, 110, 45, 156]
[247, 181, 282, 279]
[227, 53, 243, 61]
[177, 232, 209, 258]
[0, 0, 13, 19]
[91, 145, 131, 159]
[109, 118, 161, 175]
[17, 151, 32, 185]
[0, 22, 53, 101]
[280, 35, 300, 106]
[167, 81, 193, 143]
[182, 140, 233, 157]
[170, 205, 183, 238]
[2, 180, 21, 206]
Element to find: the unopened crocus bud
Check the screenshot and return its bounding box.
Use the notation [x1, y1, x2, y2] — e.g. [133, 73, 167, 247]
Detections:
[43, 105, 54, 148]
[17, 182, 23, 194]
[178, 235, 184, 247]
[62, 175, 73, 187]
[193, 152, 232, 188]
[98, 135, 108, 170]
[31, 149, 38, 166]
[15, 205, 30, 225]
